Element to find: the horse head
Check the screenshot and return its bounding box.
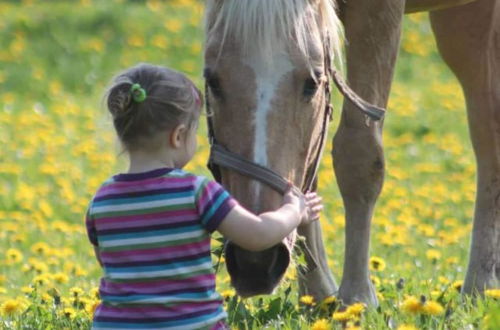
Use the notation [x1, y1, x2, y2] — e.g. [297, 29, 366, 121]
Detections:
[204, 0, 342, 297]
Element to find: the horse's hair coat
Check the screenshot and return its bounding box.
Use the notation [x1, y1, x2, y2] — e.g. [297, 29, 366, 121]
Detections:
[205, 0, 343, 66]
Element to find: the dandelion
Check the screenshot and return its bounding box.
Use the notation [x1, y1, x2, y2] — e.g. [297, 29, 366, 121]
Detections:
[426, 249, 441, 261]
[369, 256, 386, 271]
[422, 300, 444, 316]
[401, 296, 422, 314]
[452, 280, 463, 292]
[21, 286, 34, 294]
[311, 318, 330, 330]
[85, 300, 100, 316]
[485, 289, 500, 299]
[397, 325, 418, 330]
[6, 248, 23, 264]
[63, 307, 77, 319]
[346, 303, 365, 317]
[70, 286, 84, 297]
[220, 289, 235, 300]
[299, 295, 315, 306]
[332, 310, 352, 322]
[1, 299, 22, 316]
[52, 272, 69, 284]
[30, 242, 50, 255]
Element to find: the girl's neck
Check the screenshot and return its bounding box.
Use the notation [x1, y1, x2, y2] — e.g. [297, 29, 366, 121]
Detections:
[127, 150, 176, 174]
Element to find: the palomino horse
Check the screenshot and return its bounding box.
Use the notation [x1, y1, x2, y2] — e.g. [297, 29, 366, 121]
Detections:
[204, 0, 500, 305]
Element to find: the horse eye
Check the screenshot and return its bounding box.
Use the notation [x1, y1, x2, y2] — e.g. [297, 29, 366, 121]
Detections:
[303, 78, 319, 98]
[204, 69, 223, 99]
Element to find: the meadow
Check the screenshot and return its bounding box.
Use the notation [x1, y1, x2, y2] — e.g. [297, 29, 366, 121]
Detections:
[0, 0, 499, 329]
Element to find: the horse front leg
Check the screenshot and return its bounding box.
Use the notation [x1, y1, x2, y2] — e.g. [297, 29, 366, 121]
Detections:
[297, 214, 338, 302]
[430, 0, 500, 294]
[333, 0, 405, 305]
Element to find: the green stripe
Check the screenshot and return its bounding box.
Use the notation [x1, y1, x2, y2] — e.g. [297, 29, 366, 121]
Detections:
[99, 235, 207, 252]
[104, 269, 211, 283]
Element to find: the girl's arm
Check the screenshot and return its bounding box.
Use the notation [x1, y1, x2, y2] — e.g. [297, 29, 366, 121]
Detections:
[217, 190, 322, 251]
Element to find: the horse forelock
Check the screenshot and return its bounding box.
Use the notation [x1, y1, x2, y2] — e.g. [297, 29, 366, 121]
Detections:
[205, 0, 343, 65]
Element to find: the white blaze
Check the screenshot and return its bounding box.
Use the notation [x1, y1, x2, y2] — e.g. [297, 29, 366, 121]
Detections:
[245, 51, 293, 198]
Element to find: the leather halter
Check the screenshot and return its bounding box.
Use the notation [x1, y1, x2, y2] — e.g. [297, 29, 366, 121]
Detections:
[205, 35, 385, 195]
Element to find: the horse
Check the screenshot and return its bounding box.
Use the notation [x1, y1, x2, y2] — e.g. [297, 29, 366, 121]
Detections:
[203, 0, 500, 306]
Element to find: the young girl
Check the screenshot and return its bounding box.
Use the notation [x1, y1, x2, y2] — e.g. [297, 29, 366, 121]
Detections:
[85, 63, 323, 330]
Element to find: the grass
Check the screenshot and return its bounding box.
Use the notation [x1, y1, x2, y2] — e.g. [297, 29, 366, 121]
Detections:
[0, 0, 499, 329]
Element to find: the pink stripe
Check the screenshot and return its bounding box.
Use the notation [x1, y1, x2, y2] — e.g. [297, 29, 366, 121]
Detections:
[95, 209, 197, 226]
[100, 240, 210, 263]
[101, 275, 215, 294]
[197, 182, 220, 211]
[96, 301, 221, 318]
[96, 213, 198, 230]
[97, 177, 193, 196]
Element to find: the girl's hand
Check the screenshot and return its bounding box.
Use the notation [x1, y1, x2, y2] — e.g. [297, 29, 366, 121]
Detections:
[301, 192, 323, 225]
[283, 185, 306, 216]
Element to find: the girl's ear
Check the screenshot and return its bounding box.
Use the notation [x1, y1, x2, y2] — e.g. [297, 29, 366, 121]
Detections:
[169, 124, 187, 148]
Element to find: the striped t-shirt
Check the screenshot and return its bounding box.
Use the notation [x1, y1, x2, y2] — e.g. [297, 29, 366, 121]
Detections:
[85, 168, 237, 330]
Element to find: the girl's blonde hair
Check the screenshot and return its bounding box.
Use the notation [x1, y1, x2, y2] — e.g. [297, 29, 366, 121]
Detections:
[105, 63, 202, 151]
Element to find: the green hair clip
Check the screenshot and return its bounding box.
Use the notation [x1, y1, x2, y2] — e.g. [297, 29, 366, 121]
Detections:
[130, 83, 147, 103]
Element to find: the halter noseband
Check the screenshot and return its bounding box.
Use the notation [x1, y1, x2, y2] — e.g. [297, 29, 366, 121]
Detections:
[205, 36, 385, 195]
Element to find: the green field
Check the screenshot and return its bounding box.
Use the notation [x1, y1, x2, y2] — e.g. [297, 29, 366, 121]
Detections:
[1, 1, 499, 329]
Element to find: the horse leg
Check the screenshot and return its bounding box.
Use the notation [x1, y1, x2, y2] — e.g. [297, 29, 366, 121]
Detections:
[333, 0, 405, 305]
[297, 180, 337, 301]
[430, 0, 500, 294]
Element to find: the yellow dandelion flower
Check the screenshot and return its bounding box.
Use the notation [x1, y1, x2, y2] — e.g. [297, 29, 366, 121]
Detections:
[422, 301, 445, 315]
[52, 272, 69, 284]
[311, 318, 330, 330]
[220, 289, 235, 299]
[299, 295, 315, 305]
[332, 310, 352, 322]
[369, 256, 386, 271]
[30, 242, 50, 256]
[397, 325, 418, 330]
[346, 303, 365, 316]
[32, 274, 52, 287]
[21, 286, 34, 294]
[85, 300, 100, 316]
[426, 249, 441, 261]
[485, 289, 500, 299]
[1, 299, 22, 316]
[70, 286, 84, 297]
[452, 280, 463, 292]
[6, 248, 23, 264]
[401, 296, 423, 314]
[0, 287, 6, 294]
[63, 307, 77, 319]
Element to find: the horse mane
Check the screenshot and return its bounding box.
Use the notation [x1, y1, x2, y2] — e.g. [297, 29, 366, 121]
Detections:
[205, 0, 343, 64]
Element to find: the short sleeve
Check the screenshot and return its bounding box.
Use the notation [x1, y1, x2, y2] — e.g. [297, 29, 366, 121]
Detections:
[85, 207, 98, 246]
[195, 177, 237, 232]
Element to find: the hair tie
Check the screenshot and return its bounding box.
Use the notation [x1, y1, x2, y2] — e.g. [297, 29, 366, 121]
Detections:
[130, 83, 147, 103]
[191, 85, 201, 107]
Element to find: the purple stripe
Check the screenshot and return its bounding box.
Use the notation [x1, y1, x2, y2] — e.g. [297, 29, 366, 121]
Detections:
[96, 301, 221, 318]
[101, 278, 215, 295]
[96, 213, 198, 230]
[95, 209, 197, 226]
[97, 177, 194, 195]
[102, 249, 210, 266]
[99, 239, 210, 260]
[101, 274, 214, 291]
[95, 301, 221, 319]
